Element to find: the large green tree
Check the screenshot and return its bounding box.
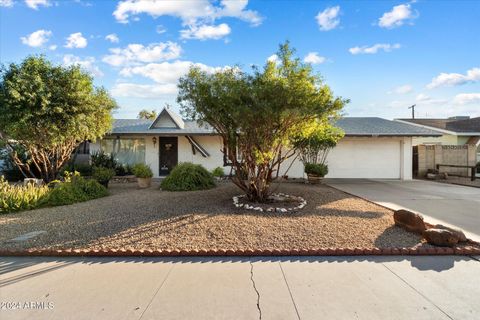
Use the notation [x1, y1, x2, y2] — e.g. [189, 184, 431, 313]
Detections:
[178, 42, 348, 202]
[137, 109, 157, 120]
[0, 56, 116, 182]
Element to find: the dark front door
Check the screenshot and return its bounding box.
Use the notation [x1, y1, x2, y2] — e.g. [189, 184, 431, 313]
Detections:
[159, 136, 178, 175]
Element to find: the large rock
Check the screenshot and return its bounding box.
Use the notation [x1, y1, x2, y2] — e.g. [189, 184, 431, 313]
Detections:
[434, 224, 467, 242]
[423, 229, 459, 247]
[393, 209, 426, 234]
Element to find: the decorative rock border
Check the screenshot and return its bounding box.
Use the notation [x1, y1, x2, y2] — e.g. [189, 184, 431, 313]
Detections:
[1, 245, 480, 257]
[232, 193, 307, 213]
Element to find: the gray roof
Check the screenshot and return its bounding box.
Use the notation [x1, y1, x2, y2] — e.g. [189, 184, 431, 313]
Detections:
[333, 117, 442, 136]
[398, 117, 480, 133]
[109, 116, 441, 137]
[110, 118, 215, 135]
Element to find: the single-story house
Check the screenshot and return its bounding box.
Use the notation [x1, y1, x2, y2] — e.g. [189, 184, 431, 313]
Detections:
[395, 116, 480, 161]
[90, 107, 441, 180]
[395, 117, 480, 146]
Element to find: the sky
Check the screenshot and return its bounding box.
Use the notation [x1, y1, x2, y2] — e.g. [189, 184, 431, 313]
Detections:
[1, 0, 479, 119]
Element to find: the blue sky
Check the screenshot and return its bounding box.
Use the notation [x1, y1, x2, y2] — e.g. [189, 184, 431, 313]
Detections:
[1, 0, 479, 119]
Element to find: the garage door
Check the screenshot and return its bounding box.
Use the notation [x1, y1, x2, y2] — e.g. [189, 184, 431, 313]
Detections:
[327, 138, 401, 179]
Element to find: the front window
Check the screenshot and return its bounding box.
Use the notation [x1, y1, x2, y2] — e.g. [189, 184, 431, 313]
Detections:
[100, 138, 146, 165]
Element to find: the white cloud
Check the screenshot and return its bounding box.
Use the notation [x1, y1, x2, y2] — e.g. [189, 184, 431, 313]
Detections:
[267, 54, 279, 64]
[105, 33, 120, 43]
[180, 23, 231, 40]
[20, 29, 52, 47]
[63, 54, 103, 77]
[156, 25, 166, 34]
[112, 60, 228, 99]
[25, 0, 50, 10]
[119, 60, 223, 84]
[113, 0, 262, 26]
[49, 44, 57, 50]
[378, 3, 417, 28]
[303, 52, 326, 64]
[453, 93, 480, 105]
[427, 67, 480, 89]
[315, 6, 340, 31]
[111, 83, 177, 99]
[349, 43, 401, 55]
[415, 93, 447, 105]
[0, 0, 14, 7]
[102, 42, 181, 67]
[65, 32, 88, 48]
[389, 84, 413, 94]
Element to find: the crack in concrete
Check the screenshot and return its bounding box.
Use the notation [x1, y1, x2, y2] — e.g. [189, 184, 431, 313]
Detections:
[249, 262, 262, 320]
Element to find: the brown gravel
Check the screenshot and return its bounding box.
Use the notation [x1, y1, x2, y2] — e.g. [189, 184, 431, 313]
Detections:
[0, 181, 427, 251]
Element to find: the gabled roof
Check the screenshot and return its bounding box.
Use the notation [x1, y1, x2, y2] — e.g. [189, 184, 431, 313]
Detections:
[397, 117, 480, 135]
[149, 107, 185, 129]
[108, 113, 441, 137]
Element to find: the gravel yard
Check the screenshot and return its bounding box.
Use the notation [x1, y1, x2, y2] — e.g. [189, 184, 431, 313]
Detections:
[0, 181, 427, 251]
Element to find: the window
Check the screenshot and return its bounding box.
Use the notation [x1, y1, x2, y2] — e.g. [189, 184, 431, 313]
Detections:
[100, 138, 146, 165]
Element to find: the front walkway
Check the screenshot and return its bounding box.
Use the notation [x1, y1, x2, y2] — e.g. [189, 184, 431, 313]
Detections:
[326, 179, 480, 242]
[1, 256, 480, 320]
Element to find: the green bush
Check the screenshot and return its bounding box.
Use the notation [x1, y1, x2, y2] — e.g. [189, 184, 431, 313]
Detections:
[161, 163, 215, 191]
[91, 151, 117, 169]
[211, 166, 225, 177]
[304, 163, 328, 177]
[92, 167, 116, 187]
[132, 163, 153, 178]
[43, 175, 108, 207]
[73, 163, 93, 176]
[0, 176, 49, 213]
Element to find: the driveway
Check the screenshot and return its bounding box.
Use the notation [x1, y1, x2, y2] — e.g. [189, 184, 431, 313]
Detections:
[1, 256, 480, 320]
[327, 179, 480, 241]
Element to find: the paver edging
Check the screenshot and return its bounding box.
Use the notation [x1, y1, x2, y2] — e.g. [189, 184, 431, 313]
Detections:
[1, 246, 479, 257]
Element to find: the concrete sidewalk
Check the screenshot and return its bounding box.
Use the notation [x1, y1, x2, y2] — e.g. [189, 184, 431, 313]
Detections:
[326, 179, 480, 242]
[1, 256, 479, 319]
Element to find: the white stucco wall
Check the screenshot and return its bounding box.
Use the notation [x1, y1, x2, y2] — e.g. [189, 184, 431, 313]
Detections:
[93, 135, 414, 180]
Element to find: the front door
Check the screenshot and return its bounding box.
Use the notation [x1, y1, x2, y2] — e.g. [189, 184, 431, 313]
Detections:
[159, 136, 178, 175]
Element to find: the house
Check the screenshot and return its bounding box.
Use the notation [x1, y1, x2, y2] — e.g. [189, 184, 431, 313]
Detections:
[89, 107, 441, 180]
[395, 116, 480, 147]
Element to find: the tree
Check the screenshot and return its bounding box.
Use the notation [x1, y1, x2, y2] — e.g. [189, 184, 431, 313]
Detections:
[138, 109, 157, 120]
[177, 42, 348, 202]
[293, 121, 344, 166]
[0, 56, 117, 182]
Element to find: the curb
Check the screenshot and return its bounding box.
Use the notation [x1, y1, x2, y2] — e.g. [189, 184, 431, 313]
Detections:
[1, 246, 480, 257]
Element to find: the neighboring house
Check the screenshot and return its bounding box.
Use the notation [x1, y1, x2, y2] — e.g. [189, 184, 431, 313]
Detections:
[395, 117, 480, 146]
[89, 107, 440, 180]
[395, 116, 480, 161]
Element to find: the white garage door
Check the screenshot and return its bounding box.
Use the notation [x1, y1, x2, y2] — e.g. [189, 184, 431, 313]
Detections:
[327, 138, 401, 179]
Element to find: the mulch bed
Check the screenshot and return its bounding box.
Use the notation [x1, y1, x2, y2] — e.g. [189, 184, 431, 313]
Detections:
[1, 181, 479, 256]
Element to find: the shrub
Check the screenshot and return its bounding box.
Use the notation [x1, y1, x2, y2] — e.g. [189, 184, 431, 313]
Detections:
[43, 175, 108, 207]
[211, 167, 225, 177]
[0, 176, 49, 213]
[91, 151, 117, 169]
[304, 163, 328, 177]
[161, 163, 215, 191]
[132, 163, 153, 178]
[74, 163, 93, 176]
[92, 167, 116, 187]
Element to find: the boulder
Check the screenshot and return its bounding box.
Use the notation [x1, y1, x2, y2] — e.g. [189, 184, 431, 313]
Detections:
[393, 209, 426, 234]
[423, 228, 459, 247]
[434, 224, 467, 242]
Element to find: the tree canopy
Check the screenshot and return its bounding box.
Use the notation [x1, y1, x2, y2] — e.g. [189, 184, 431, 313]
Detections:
[137, 109, 158, 120]
[177, 42, 348, 202]
[0, 55, 117, 181]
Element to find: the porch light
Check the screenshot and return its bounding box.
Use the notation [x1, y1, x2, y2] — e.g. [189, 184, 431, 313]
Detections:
[152, 136, 157, 147]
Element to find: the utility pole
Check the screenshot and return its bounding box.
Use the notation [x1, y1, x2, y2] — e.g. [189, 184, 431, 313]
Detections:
[408, 104, 416, 119]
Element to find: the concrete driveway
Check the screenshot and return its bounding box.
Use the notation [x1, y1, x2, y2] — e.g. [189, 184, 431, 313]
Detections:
[327, 179, 480, 241]
[1, 256, 480, 320]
